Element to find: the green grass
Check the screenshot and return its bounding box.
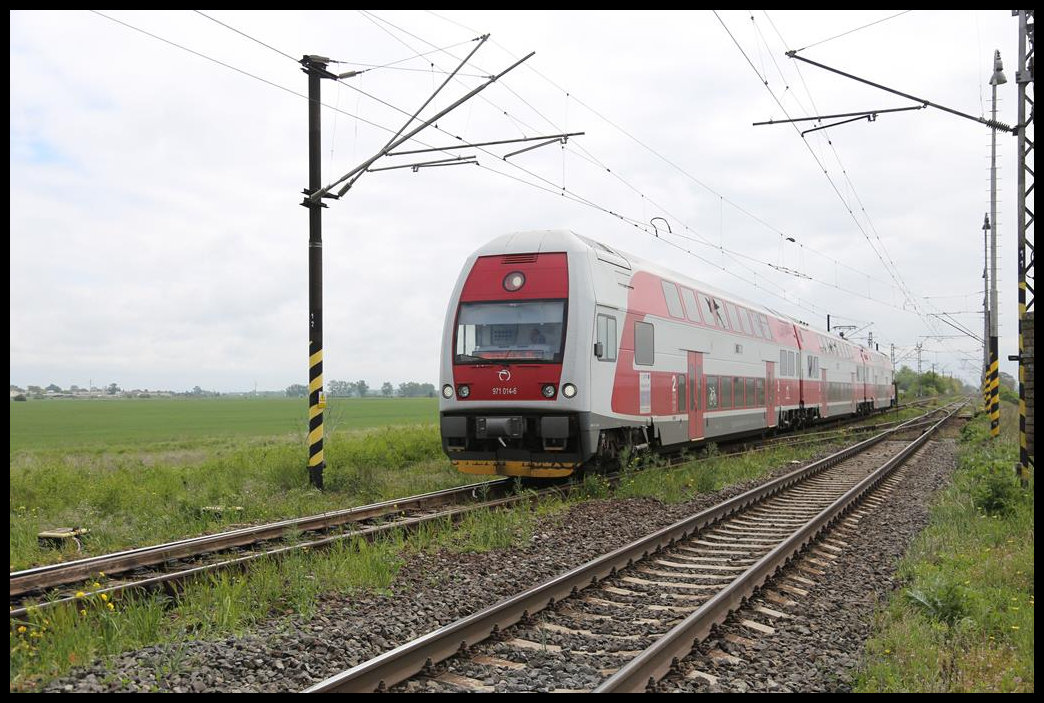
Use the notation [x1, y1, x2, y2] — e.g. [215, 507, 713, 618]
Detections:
[10, 414, 474, 571]
[854, 403, 1034, 693]
[9, 396, 438, 452]
[10, 535, 405, 692]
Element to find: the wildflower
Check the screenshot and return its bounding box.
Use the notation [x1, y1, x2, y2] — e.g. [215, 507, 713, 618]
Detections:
[93, 582, 101, 589]
[106, 602, 115, 611]
[1012, 625, 1020, 630]
[75, 591, 86, 599]
[100, 593, 109, 602]
[17, 625, 26, 633]
[98, 572, 106, 578]
[79, 609, 87, 617]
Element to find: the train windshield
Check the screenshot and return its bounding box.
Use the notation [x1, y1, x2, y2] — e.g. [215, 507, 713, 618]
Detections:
[455, 300, 566, 364]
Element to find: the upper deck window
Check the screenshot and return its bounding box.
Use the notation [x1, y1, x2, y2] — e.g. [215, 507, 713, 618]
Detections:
[661, 281, 685, 319]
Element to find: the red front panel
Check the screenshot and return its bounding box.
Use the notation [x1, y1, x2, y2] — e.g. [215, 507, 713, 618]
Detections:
[452, 364, 562, 402]
[453, 252, 567, 402]
[460, 253, 568, 302]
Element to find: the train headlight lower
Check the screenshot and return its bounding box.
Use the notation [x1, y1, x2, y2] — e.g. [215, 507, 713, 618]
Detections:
[541, 383, 557, 399]
[561, 383, 577, 399]
[457, 384, 470, 398]
[441, 384, 454, 399]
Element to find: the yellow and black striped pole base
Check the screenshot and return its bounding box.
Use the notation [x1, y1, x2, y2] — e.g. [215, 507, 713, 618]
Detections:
[988, 338, 1000, 438]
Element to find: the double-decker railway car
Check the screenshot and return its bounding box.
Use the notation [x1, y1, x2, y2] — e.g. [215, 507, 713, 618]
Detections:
[438, 230, 895, 478]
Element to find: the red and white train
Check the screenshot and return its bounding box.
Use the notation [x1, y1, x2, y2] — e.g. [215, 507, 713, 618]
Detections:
[439, 230, 896, 478]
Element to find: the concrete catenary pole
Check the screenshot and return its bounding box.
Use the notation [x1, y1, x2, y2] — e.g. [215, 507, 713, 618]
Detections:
[988, 50, 1006, 438]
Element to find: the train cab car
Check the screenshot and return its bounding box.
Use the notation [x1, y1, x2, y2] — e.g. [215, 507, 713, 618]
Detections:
[438, 231, 599, 477]
[438, 230, 895, 478]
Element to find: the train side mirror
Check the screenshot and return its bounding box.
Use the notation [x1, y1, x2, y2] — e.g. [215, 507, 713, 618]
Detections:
[594, 341, 604, 358]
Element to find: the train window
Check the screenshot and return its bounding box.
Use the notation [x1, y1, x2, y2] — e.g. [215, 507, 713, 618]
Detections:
[596, 314, 617, 362]
[789, 351, 796, 377]
[707, 376, 719, 409]
[711, 298, 730, 329]
[779, 350, 787, 376]
[755, 378, 765, 405]
[725, 303, 742, 331]
[634, 321, 655, 366]
[677, 374, 686, 413]
[733, 377, 744, 406]
[697, 293, 717, 327]
[720, 377, 732, 408]
[738, 308, 753, 336]
[681, 287, 702, 323]
[661, 281, 685, 319]
[746, 378, 756, 406]
[455, 300, 566, 364]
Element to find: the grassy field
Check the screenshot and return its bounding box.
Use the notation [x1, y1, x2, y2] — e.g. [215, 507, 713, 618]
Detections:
[9, 396, 439, 452]
[9, 396, 462, 571]
[855, 401, 1034, 692]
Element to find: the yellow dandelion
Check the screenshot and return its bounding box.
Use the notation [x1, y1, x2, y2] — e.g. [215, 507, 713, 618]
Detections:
[79, 609, 87, 617]
[75, 591, 86, 599]
[98, 572, 106, 578]
[884, 649, 890, 654]
[106, 602, 115, 611]
[17, 625, 26, 633]
[93, 582, 101, 589]
[100, 593, 108, 602]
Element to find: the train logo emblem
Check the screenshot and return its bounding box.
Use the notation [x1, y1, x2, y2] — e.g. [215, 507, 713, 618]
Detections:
[498, 369, 512, 382]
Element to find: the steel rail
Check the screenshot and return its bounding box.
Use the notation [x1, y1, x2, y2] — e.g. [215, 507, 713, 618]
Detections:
[11, 478, 513, 598]
[9, 486, 568, 620]
[597, 403, 962, 692]
[303, 402, 961, 693]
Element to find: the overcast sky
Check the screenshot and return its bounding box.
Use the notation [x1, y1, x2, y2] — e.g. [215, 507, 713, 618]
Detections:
[10, 10, 1022, 393]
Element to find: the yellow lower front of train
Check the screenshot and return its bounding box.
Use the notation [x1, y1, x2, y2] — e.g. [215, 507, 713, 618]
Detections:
[451, 458, 579, 478]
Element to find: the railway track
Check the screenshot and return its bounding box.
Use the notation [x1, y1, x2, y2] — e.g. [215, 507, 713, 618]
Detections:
[304, 401, 964, 693]
[9, 479, 547, 618]
[9, 401, 940, 620]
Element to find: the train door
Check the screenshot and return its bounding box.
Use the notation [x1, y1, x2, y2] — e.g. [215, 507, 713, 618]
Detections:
[766, 360, 776, 428]
[821, 369, 828, 418]
[688, 351, 704, 440]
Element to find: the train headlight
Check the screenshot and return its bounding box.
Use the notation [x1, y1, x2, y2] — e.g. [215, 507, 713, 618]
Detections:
[503, 271, 526, 292]
[457, 385, 470, 399]
[561, 383, 577, 399]
[441, 384, 454, 399]
[541, 384, 557, 399]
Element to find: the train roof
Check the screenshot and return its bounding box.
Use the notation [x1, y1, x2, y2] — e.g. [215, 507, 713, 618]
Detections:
[471, 230, 888, 362]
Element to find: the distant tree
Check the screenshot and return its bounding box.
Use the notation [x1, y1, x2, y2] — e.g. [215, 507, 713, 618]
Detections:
[45, 383, 62, 393]
[10, 384, 22, 392]
[192, 385, 204, 396]
[106, 383, 121, 395]
[398, 381, 436, 397]
[285, 383, 308, 398]
[354, 380, 369, 398]
[327, 379, 353, 397]
[381, 382, 394, 397]
[26, 385, 42, 394]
